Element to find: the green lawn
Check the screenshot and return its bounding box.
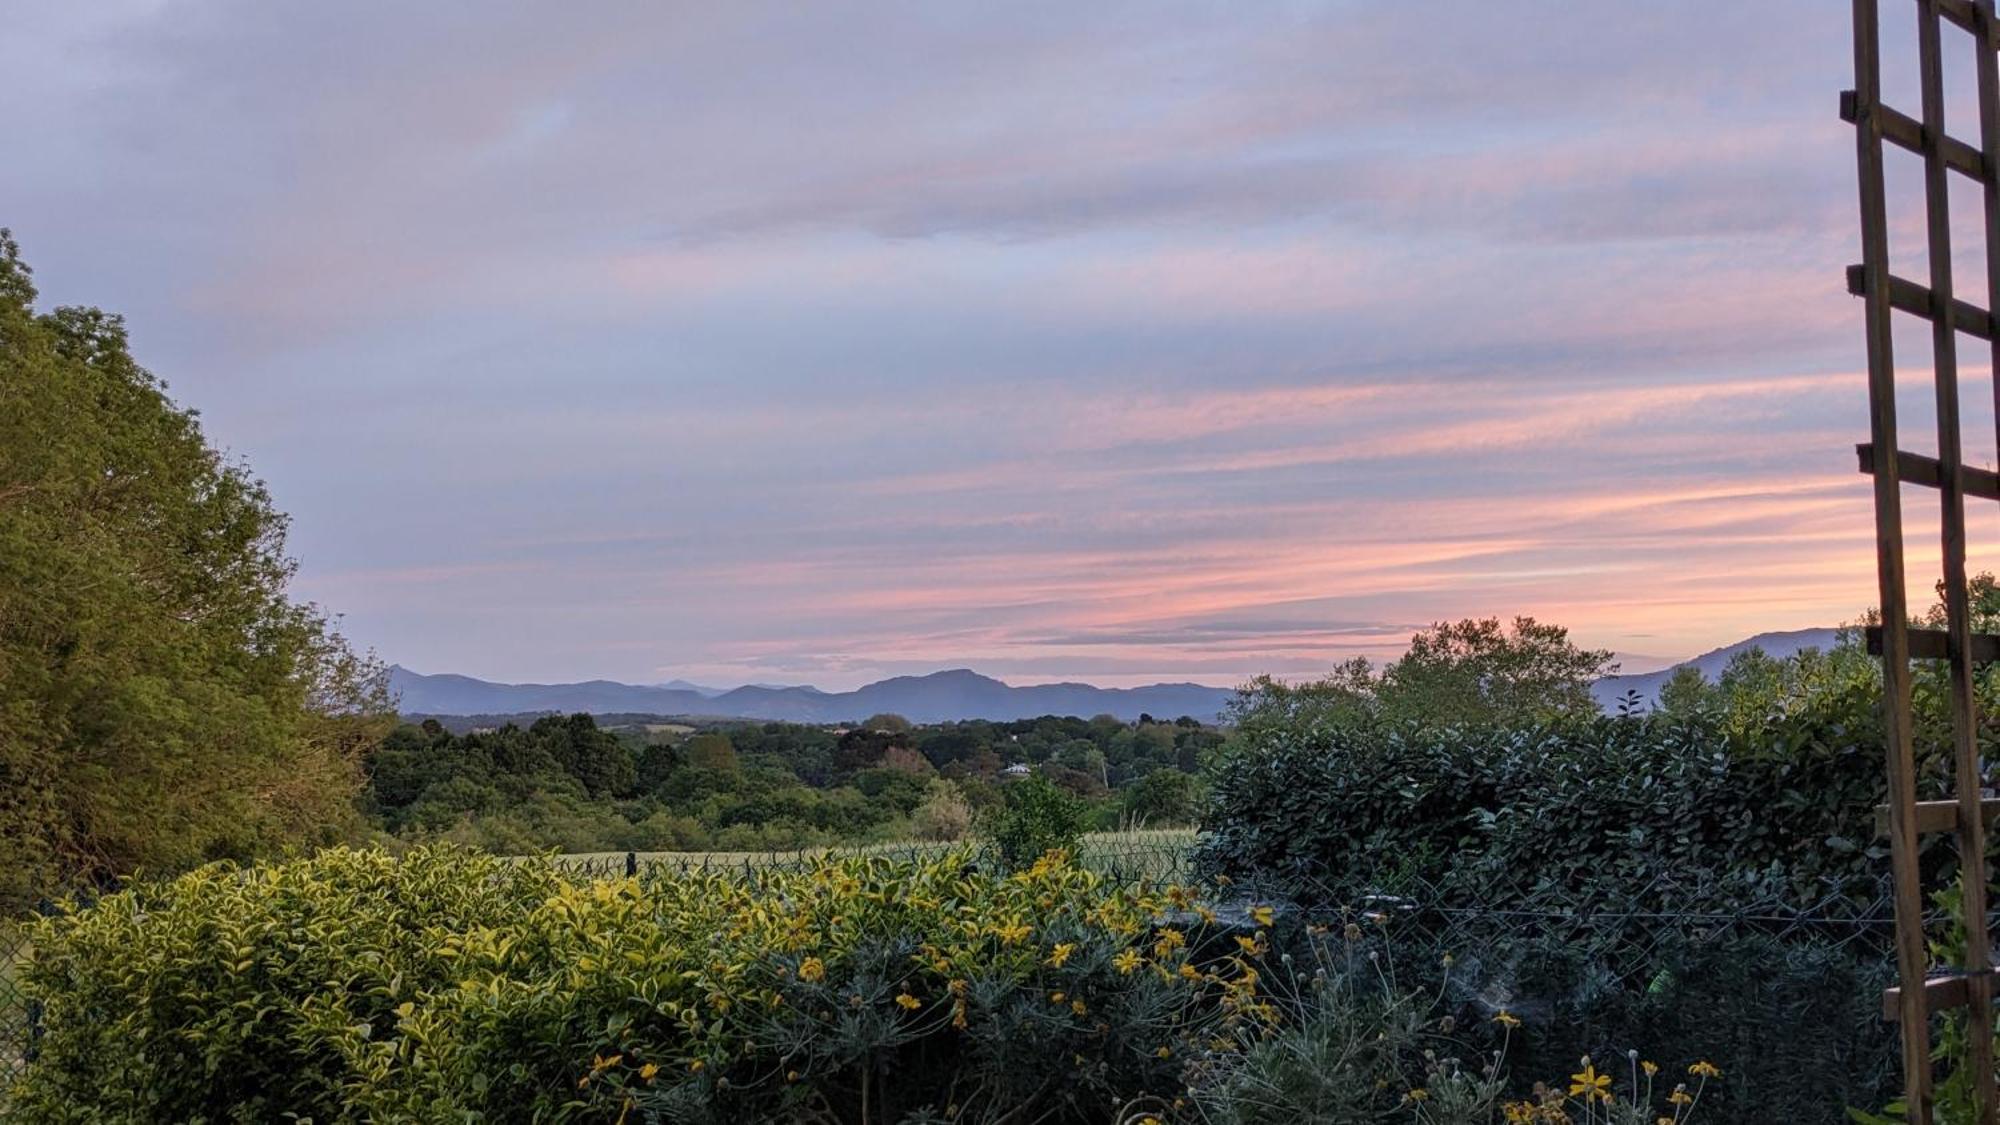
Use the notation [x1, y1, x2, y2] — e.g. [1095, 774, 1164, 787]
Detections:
[549, 827, 1199, 881]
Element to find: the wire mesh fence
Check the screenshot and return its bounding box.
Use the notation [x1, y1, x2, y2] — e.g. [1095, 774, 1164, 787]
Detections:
[1224, 861, 1909, 1122]
[0, 913, 34, 1092]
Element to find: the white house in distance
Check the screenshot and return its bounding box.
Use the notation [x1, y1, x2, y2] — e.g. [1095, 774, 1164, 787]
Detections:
[1000, 762, 1032, 779]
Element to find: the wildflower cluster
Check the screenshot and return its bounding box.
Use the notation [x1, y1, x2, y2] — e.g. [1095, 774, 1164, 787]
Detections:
[1501, 1054, 1719, 1125]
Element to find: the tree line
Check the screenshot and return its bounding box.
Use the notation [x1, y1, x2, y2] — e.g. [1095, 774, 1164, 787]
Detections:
[360, 711, 1219, 854]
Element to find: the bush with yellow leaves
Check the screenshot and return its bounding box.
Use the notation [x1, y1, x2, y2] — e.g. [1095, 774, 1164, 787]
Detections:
[13, 845, 1259, 1123]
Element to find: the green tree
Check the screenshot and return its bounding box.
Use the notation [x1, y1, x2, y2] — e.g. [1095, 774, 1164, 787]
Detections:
[1123, 768, 1201, 826]
[1654, 664, 1716, 720]
[910, 781, 974, 841]
[1377, 616, 1614, 728]
[1226, 657, 1380, 744]
[0, 231, 389, 904]
[683, 732, 739, 772]
[987, 773, 1086, 869]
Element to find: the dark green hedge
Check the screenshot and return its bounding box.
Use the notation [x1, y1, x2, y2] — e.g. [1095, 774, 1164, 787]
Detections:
[1196, 715, 1920, 1123]
[1196, 716, 1924, 904]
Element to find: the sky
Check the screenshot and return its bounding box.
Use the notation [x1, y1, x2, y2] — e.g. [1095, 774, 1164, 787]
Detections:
[5, 1, 1997, 690]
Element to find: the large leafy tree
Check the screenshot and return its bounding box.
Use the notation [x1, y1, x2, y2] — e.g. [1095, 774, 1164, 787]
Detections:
[0, 231, 389, 905]
[1229, 617, 1615, 736]
[1377, 615, 1614, 727]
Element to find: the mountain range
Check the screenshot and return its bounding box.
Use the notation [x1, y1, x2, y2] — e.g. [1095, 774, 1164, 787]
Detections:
[388, 666, 1240, 724]
[391, 627, 1850, 725]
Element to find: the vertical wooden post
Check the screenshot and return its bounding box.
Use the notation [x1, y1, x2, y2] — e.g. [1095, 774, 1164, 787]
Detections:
[1916, 2, 1999, 1117]
[1853, 1, 1937, 1118]
[1980, 0, 2000, 472]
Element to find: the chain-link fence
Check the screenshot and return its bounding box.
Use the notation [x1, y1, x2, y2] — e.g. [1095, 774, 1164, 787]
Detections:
[1, 912, 33, 1092]
[1225, 862, 1908, 1123]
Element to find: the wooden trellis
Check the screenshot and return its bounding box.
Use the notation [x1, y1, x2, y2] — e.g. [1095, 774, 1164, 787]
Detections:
[1847, 0, 2000, 1120]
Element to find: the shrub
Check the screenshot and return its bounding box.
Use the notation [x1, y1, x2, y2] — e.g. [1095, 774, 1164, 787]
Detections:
[911, 781, 974, 841]
[1196, 718, 1905, 1122]
[14, 846, 1254, 1123]
[12, 848, 568, 1122]
[1196, 715, 1916, 908]
[988, 773, 1088, 870]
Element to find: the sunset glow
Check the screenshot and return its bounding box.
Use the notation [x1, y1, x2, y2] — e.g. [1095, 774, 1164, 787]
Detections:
[7, 2, 1990, 689]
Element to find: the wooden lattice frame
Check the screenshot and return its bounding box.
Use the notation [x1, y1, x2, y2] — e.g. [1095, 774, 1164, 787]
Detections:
[1848, 0, 2000, 1119]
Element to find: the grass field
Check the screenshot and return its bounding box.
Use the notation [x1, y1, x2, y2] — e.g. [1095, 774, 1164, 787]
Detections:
[549, 827, 1199, 881]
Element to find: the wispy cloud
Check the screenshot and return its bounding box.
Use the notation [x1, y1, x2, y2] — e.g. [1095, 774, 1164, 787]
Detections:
[0, 1, 1927, 688]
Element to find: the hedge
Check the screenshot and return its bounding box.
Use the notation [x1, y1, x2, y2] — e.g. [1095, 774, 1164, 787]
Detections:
[12, 847, 1256, 1123]
[1195, 717, 1916, 1122]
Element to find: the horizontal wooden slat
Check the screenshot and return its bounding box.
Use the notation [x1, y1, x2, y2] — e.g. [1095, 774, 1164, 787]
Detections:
[1856, 442, 2000, 501]
[1935, 0, 1996, 46]
[1874, 798, 2000, 837]
[1841, 90, 1988, 181]
[1865, 624, 2000, 662]
[1847, 264, 2000, 340]
[1885, 967, 1999, 1022]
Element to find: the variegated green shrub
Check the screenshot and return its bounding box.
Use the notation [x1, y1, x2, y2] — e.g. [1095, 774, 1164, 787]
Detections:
[12, 847, 1255, 1123]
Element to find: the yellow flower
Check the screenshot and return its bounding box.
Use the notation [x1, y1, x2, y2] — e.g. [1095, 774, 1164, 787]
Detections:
[1050, 991, 1066, 1004]
[1047, 942, 1075, 967]
[1177, 963, 1202, 981]
[1249, 905, 1275, 927]
[797, 957, 825, 983]
[1689, 1060, 1721, 1079]
[1070, 998, 1087, 1015]
[638, 1062, 659, 1082]
[1405, 1088, 1430, 1102]
[1112, 949, 1143, 975]
[895, 992, 921, 1010]
[993, 920, 1033, 945]
[1493, 1009, 1521, 1030]
[1234, 934, 1262, 955]
[689, 1059, 705, 1074]
[1668, 1087, 1693, 1107]
[1155, 1045, 1172, 1058]
[1641, 1059, 1657, 1077]
[591, 1054, 622, 1073]
[1569, 1063, 1612, 1104]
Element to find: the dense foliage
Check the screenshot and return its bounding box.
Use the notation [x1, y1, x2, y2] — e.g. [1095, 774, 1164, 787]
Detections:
[16, 847, 1253, 1123]
[1228, 616, 1614, 741]
[1204, 618, 1991, 903]
[0, 231, 388, 908]
[1196, 617, 2000, 1122]
[14, 846, 1727, 1124]
[362, 712, 1217, 855]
